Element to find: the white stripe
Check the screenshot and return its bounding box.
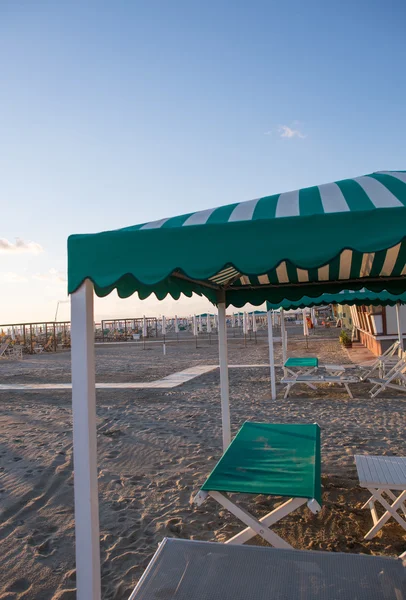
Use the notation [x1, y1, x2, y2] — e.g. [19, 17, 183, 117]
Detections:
[318, 265, 329, 281]
[318, 182, 350, 213]
[297, 268, 309, 282]
[354, 176, 403, 208]
[240, 275, 251, 285]
[140, 218, 169, 230]
[183, 207, 216, 226]
[209, 267, 237, 281]
[339, 250, 353, 280]
[380, 244, 401, 277]
[360, 253, 375, 277]
[276, 262, 289, 283]
[258, 274, 270, 284]
[376, 171, 406, 185]
[228, 198, 259, 222]
[275, 190, 300, 218]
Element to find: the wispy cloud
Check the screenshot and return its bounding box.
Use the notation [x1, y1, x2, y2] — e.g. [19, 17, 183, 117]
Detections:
[32, 268, 66, 283]
[278, 124, 306, 139]
[0, 238, 43, 254]
[0, 272, 29, 283]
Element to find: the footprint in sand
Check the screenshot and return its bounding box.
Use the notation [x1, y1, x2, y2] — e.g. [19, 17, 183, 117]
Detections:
[35, 538, 54, 557]
[7, 578, 31, 593]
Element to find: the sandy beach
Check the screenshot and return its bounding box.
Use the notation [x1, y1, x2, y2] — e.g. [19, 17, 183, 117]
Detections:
[0, 327, 405, 599]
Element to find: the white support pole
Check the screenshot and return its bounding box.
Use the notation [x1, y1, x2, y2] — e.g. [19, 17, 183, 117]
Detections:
[280, 308, 287, 366]
[71, 280, 101, 600]
[218, 298, 231, 451]
[396, 302, 404, 351]
[267, 310, 276, 400]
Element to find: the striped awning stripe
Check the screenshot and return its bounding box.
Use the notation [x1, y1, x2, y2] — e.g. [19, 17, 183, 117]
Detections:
[202, 242, 406, 290]
[68, 169, 406, 304]
[137, 171, 406, 230]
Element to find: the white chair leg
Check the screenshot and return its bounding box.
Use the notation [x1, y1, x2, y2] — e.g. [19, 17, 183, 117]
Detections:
[365, 489, 406, 540]
[209, 491, 292, 549]
[226, 497, 306, 545]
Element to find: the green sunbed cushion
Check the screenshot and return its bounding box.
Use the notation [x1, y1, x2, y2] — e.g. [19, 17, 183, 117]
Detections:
[202, 422, 321, 504]
[284, 357, 318, 368]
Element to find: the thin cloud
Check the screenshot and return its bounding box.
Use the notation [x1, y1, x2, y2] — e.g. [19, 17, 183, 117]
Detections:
[0, 238, 43, 254]
[278, 125, 306, 139]
[32, 268, 66, 283]
[0, 272, 29, 283]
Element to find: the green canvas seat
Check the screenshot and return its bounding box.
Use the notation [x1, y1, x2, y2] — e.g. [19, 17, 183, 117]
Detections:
[284, 357, 318, 368]
[194, 422, 321, 549]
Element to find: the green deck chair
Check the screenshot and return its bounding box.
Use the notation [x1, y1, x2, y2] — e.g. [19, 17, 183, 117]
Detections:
[194, 422, 321, 549]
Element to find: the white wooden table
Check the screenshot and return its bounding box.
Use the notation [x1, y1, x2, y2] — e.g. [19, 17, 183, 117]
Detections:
[355, 455, 406, 540]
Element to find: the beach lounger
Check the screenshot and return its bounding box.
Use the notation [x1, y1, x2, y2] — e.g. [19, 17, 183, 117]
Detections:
[281, 374, 359, 399]
[193, 422, 321, 549]
[369, 359, 406, 398]
[355, 455, 406, 540]
[283, 357, 318, 385]
[5, 345, 23, 360]
[128, 538, 406, 600]
[0, 341, 9, 359]
[361, 340, 401, 381]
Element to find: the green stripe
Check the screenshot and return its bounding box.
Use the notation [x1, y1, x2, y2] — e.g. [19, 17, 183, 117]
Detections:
[370, 173, 406, 206]
[252, 193, 280, 220]
[336, 179, 375, 211]
[162, 213, 193, 228]
[207, 203, 239, 224]
[328, 255, 341, 281]
[299, 186, 324, 216]
[392, 241, 406, 276]
[349, 251, 363, 279]
[267, 267, 280, 285]
[307, 267, 319, 283]
[369, 249, 388, 277]
[286, 262, 299, 284]
[248, 275, 260, 286]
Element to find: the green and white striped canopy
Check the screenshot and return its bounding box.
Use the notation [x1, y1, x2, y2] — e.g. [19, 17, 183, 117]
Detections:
[68, 171, 406, 306]
[266, 288, 406, 311]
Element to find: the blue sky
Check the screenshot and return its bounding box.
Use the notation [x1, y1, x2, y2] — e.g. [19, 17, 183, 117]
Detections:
[1, 0, 405, 322]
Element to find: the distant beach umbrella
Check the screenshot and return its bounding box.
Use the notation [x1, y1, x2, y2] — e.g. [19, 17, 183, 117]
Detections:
[193, 315, 198, 337]
[162, 315, 166, 336]
[174, 315, 179, 333]
[252, 313, 257, 333]
[143, 316, 148, 337]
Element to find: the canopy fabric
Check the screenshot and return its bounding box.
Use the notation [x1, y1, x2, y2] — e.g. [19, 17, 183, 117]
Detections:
[284, 357, 318, 368]
[68, 171, 406, 306]
[201, 422, 321, 503]
[266, 288, 406, 310]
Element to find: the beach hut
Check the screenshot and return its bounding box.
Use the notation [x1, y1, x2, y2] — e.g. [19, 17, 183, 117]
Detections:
[68, 170, 406, 600]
